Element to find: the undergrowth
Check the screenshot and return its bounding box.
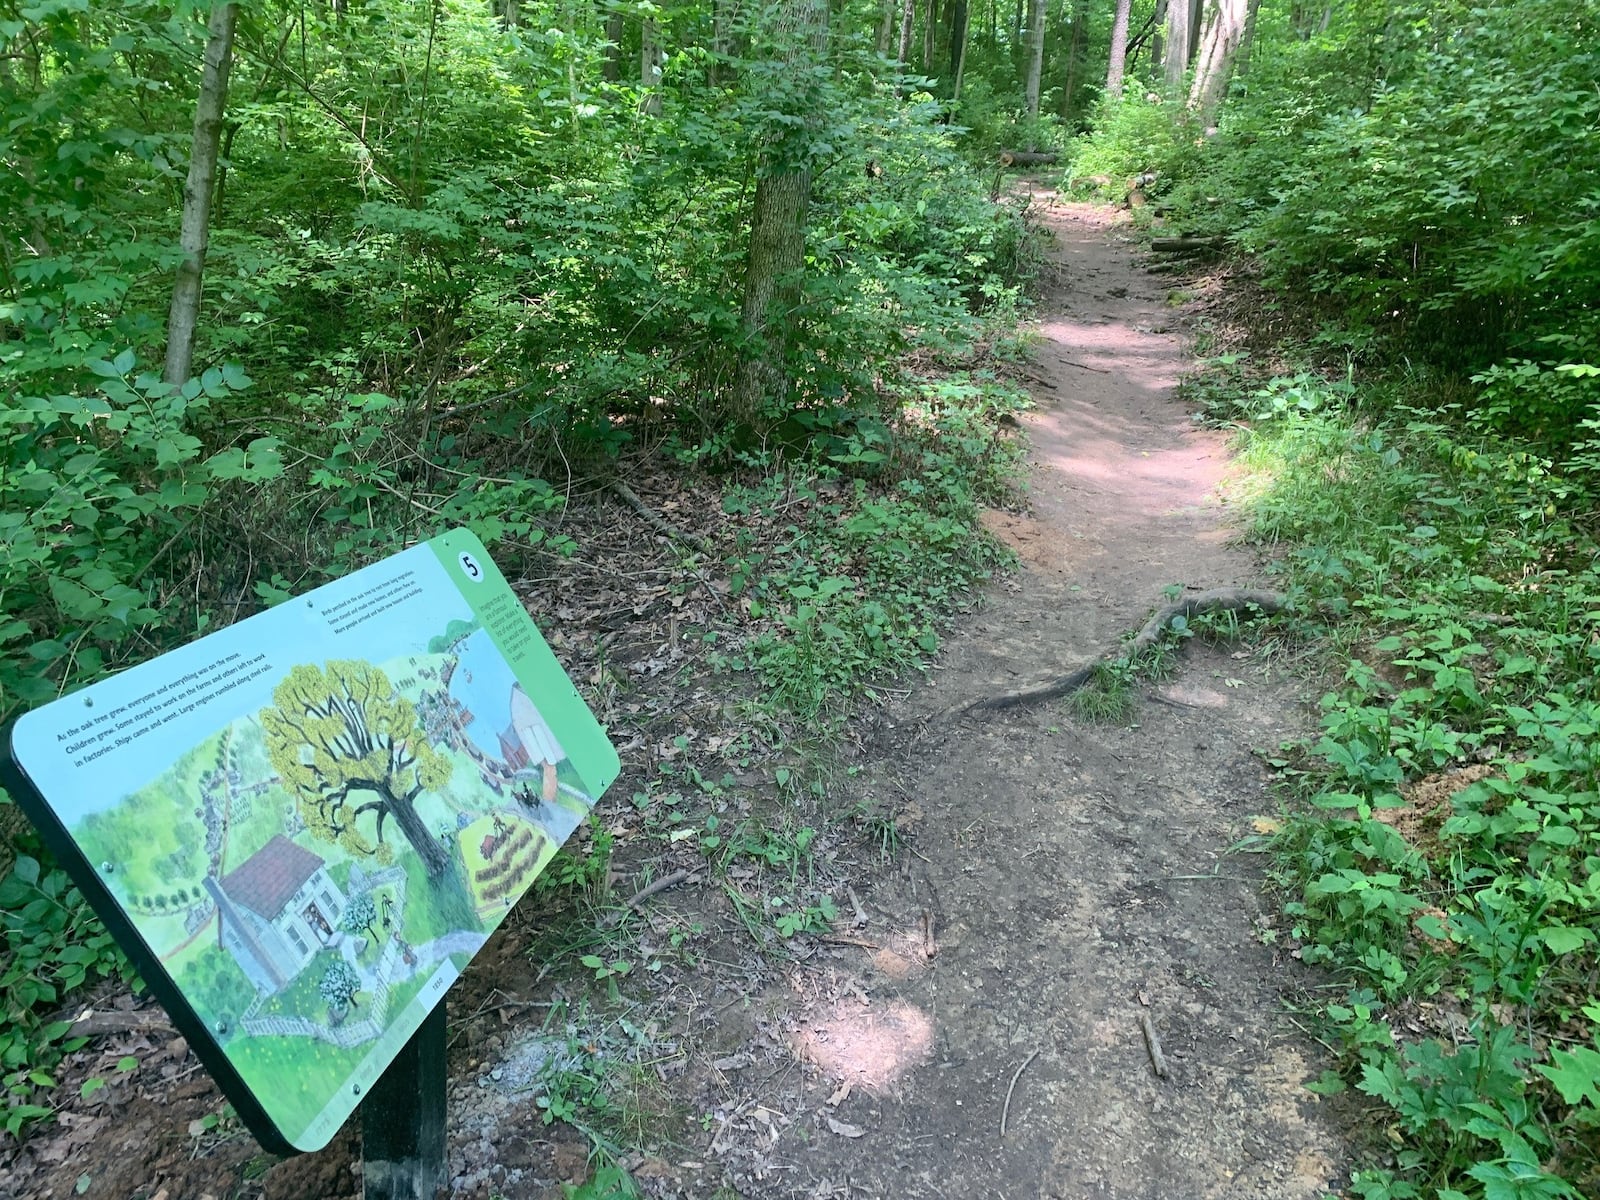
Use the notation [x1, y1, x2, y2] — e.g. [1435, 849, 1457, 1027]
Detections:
[1201, 366, 1600, 1199]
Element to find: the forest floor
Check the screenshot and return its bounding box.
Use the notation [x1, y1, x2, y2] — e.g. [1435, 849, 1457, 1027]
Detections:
[1, 197, 1360, 1200]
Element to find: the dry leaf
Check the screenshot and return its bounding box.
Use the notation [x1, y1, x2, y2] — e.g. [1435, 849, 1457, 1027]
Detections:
[1251, 816, 1281, 834]
[825, 1116, 866, 1138]
[826, 1080, 853, 1107]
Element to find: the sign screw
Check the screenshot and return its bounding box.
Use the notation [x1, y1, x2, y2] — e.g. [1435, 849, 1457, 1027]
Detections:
[101, 862, 113, 874]
[352, 1083, 362, 1096]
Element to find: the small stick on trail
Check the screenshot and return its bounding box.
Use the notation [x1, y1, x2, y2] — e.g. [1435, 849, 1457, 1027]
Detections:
[1139, 1011, 1169, 1079]
[603, 868, 692, 927]
[955, 587, 1289, 716]
[1000, 1048, 1041, 1136]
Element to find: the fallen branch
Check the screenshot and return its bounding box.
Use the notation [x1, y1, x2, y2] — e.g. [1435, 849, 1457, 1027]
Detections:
[608, 480, 710, 556]
[602, 868, 692, 928]
[1000, 1048, 1040, 1135]
[1150, 236, 1225, 254]
[956, 588, 1289, 715]
[998, 150, 1058, 167]
[1139, 1011, 1169, 1079]
[69, 1008, 175, 1039]
[1057, 358, 1112, 375]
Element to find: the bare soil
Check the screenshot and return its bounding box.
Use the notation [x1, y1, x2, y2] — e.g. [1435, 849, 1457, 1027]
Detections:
[674, 195, 1355, 1199]
[0, 197, 1357, 1200]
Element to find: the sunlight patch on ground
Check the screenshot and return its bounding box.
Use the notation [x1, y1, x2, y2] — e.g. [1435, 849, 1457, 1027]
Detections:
[793, 997, 934, 1091]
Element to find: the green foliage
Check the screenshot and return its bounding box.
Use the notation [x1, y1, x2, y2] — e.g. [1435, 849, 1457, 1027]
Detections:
[0, 854, 130, 1135]
[1227, 365, 1600, 1197]
[0, 0, 1037, 1150]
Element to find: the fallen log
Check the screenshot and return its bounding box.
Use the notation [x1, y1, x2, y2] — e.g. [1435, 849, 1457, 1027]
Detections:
[952, 587, 1290, 716]
[1150, 236, 1226, 253]
[999, 150, 1059, 167]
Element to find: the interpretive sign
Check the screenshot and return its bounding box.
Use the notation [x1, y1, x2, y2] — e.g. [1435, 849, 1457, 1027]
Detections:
[0, 530, 619, 1155]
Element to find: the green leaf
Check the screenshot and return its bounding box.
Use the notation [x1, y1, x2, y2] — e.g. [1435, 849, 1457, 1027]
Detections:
[1537, 926, 1591, 954]
[1535, 1044, 1600, 1107]
[79, 1077, 106, 1101]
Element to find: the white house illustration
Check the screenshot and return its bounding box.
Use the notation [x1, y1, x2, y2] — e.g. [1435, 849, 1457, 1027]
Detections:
[500, 684, 566, 803]
[203, 835, 348, 994]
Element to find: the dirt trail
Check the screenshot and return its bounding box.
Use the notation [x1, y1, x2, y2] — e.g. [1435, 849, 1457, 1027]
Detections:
[768, 197, 1351, 1198]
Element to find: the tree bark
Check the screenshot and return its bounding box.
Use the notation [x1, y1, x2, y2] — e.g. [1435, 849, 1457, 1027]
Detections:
[1235, 0, 1261, 79]
[1162, 0, 1190, 90]
[923, 0, 939, 71]
[640, 16, 662, 114]
[1104, 0, 1131, 97]
[1059, 0, 1086, 117]
[601, 3, 624, 82]
[731, 0, 829, 429]
[877, 0, 896, 54]
[163, 1, 237, 388]
[950, 0, 970, 97]
[897, 0, 916, 64]
[999, 149, 1059, 165]
[1188, 0, 1248, 119]
[1022, 0, 1047, 134]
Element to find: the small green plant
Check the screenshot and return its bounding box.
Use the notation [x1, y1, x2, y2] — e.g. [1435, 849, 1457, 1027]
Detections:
[579, 955, 633, 1003]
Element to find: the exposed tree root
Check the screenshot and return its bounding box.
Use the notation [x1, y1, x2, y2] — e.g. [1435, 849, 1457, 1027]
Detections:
[956, 587, 1289, 715]
[608, 479, 710, 556]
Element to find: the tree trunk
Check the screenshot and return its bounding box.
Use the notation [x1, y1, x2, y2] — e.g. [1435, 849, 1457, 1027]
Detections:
[163, 1, 237, 388]
[1188, 0, 1247, 119]
[1022, 0, 1046, 133]
[877, 0, 896, 54]
[384, 787, 452, 880]
[922, 0, 938, 71]
[1059, 0, 1086, 117]
[950, 0, 970, 97]
[601, 4, 624, 82]
[1162, 0, 1190, 90]
[1235, 0, 1261, 78]
[640, 16, 663, 113]
[731, 0, 829, 429]
[897, 0, 916, 64]
[1104, 0, 1131, 97]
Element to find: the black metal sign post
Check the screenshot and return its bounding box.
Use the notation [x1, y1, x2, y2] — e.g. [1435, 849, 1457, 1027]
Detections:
[361, 1001, 447, 1200]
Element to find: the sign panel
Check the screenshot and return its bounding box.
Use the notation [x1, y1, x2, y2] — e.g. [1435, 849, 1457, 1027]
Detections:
[0, 530, 618, 1153]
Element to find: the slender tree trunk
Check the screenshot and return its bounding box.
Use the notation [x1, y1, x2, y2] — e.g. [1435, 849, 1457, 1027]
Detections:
[601, 3, 624, 81]
[897, 0, 916, 64]
[1235, 0, 1261, 78]
[923, 0, 939, 70]
[876, 0, 896, 54]
[1188, 0, 1247, 118]
[1104, 0, 1131, 97]
[164, 1, 237, 387]
[731, 0, 829, 430]
[1151, 0, 1166, 72]
[1162, 0, 1190, 90]
[950, 0, 970, 97]
[1022, 0, 1046, 134]
[640, 16, 662, 114]
[1059, 0, 1086, 117]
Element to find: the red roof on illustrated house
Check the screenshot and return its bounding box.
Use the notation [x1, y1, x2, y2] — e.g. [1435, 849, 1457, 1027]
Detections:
[220, 835, 324, 919]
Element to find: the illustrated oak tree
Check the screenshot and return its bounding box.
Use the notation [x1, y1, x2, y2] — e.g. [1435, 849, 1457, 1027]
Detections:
[261, 661, 455, 880]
